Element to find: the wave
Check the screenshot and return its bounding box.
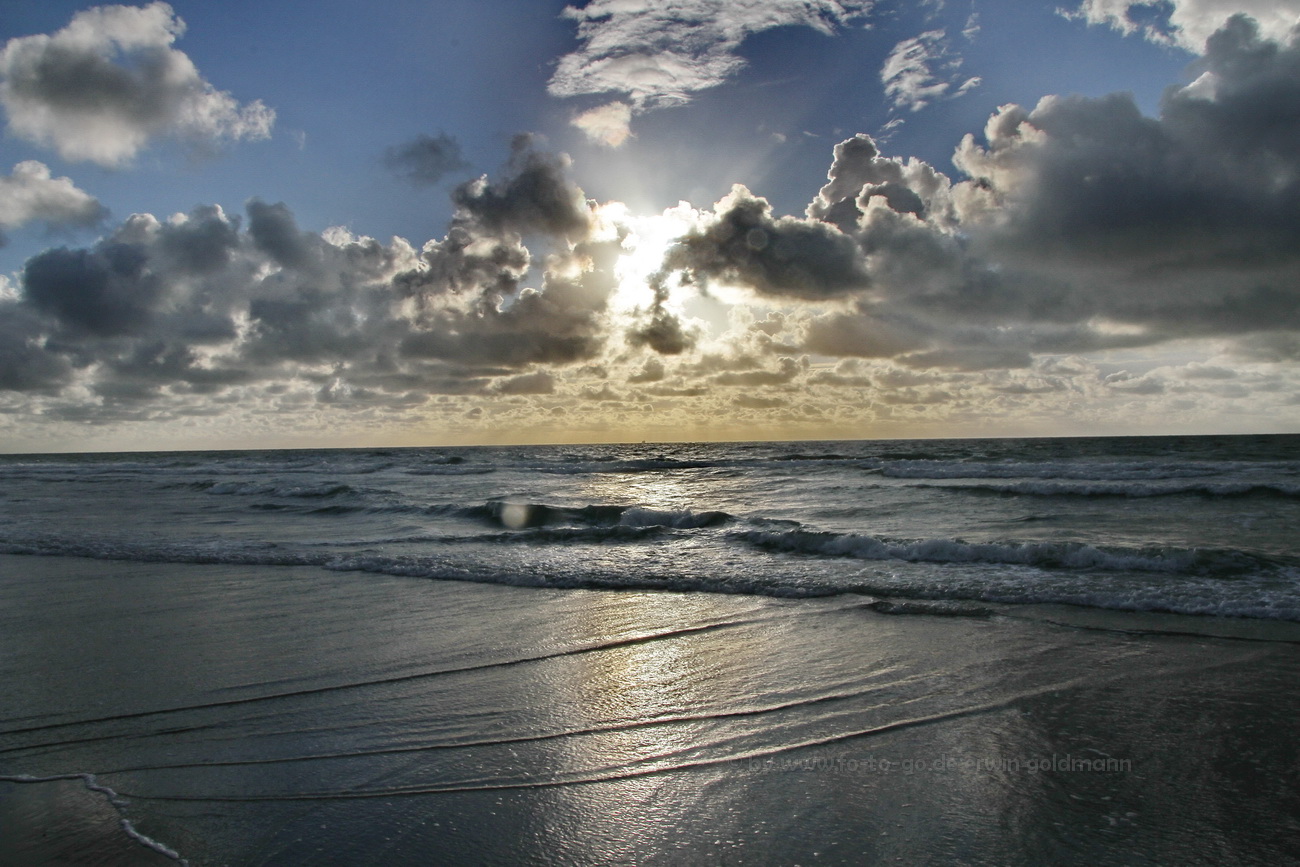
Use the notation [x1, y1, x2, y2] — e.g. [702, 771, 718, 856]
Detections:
[0, 774, 188, 864]
[197, 481, 360, 499]
[731, 528, 1287, 576]
[879, 458, 1264, 481]
[469, 501, 733, 530]
[922, 480, 1300, 499]
[401, 466, 496, 476]
[301, 499, 735, 530]
[395, 525, 672, 545]
[3, 531, 1297, 621]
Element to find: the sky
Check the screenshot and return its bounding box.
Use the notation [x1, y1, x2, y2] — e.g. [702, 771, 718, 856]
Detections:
[1, 0, 1299, 451]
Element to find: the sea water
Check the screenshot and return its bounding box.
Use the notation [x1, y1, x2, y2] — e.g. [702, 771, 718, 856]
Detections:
[1, 434, 1297, 620]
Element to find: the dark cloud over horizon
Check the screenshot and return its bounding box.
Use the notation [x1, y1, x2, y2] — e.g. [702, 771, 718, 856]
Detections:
[0, 139, 613, 422]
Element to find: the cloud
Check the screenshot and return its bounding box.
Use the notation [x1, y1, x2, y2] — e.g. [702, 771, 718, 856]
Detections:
[880, 29, 980, 113]
[660, 184, 870, 300]
[492, 370, 556, 395]
[806, 133, 954, 229]
[713, 355, 801, 385]
[400, 247, 617, 368]
[627, 356, 666, 383]
[7, 14, 1300, 438]
[0, 2, 274, 166]
[450, 135, 592, 239]
[572, 100, 634, 147]
[0, 301, 73, 392]
[626, 307, 698, 355]
[609, 14, 1300, 372]
[1063, 0, 1300, 52]
[0, 161, 106, 242]
[0, 143, 616, 418]
[947, 15, 1300, 334]
[22, 241, 164, 338]
[549, 0, 874, 141]
[384, 133, 471, 186]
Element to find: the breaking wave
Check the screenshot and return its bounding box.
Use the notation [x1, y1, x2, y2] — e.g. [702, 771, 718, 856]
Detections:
[731, 529, 1284, 576]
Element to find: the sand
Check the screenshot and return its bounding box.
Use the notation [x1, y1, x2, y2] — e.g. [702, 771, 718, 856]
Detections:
[2, 553, 1298, 865]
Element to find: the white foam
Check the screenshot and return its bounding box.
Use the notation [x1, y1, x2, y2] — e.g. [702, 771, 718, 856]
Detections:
[733, 529, 1214, 572]
[0, 773, 189, 865]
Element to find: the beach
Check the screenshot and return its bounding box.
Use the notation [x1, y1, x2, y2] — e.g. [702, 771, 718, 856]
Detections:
[2, 436, 1298, 864]
[3, 553, 1299, 865]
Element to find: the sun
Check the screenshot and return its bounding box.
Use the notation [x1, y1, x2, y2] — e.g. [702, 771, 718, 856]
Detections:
[595, 202, 699, 315]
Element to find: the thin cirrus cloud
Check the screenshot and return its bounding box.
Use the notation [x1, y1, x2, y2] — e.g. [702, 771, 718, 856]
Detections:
[0, 1, 274, 167]
[548, 0, 875, 146]
[880, 29, 981, 114]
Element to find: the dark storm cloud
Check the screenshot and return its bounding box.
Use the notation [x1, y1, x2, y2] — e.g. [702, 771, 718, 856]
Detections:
[22, 242, 162, 337]
[0, 301, 72, 392]
[245, 294, 376, 364]
[626, 308, 696, 355]
[153, 204, 241, 275]
[247, 200, 318, 271]
[450, 136, 592, 239]
[384, 133, 471, 187]
[956, 16, 1300, 270]
[663, 185, 869, 301]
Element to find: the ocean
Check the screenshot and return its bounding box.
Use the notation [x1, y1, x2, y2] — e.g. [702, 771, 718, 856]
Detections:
[1, 435, 1298, 864]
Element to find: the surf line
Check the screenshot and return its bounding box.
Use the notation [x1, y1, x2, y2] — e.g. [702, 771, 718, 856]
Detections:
[0, 772, 189, 866]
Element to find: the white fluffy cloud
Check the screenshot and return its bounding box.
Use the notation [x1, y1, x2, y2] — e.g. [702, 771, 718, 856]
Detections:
[0, 2, 274, 166]
[549, 0, 874, 142]
[1065, 0, 1300, 51]
[0, 161, 106, 238]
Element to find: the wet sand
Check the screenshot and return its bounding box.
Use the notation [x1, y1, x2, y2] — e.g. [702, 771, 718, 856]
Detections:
[2, 553, 1298, 865]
